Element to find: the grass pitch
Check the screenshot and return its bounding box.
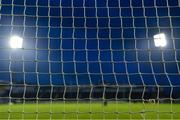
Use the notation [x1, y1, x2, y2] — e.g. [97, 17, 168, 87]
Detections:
[0, 102, 180, 119]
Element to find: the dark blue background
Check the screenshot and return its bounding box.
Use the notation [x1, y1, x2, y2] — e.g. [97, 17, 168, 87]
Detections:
[0, 0, 179, 94]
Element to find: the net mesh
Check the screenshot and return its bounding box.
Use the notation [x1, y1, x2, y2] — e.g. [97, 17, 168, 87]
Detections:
[0, 0, 180, 119]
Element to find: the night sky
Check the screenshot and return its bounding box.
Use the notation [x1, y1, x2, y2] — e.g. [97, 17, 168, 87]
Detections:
[0, 0, 179, 94]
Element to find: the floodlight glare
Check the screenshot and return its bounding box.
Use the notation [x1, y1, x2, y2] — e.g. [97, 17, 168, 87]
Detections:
[153, 33, 167, 47]
[9, 36, 23, 49]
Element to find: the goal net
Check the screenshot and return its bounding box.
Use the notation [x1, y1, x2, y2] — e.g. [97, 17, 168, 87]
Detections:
[0, 0, 180, 119]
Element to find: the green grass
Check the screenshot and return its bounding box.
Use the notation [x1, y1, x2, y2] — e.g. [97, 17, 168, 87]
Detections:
[0, 102, 180, 119]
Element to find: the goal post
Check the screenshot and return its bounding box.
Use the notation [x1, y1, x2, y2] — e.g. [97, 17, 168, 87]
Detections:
[0, 0, 180, 119]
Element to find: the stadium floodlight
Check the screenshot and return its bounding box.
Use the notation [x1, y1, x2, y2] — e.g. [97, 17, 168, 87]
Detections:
[9, 35, 23, 49]
[153, 33, 167, 47]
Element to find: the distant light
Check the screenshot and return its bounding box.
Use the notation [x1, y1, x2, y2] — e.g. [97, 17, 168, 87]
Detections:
[153, 33, 167, 47]
[9, 36, 23, 49]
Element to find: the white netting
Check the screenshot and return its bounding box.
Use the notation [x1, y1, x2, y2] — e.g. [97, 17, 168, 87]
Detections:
[0, 0, 180, 119]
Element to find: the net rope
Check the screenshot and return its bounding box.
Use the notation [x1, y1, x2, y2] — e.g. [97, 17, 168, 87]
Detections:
[0, 0, 179, 119]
